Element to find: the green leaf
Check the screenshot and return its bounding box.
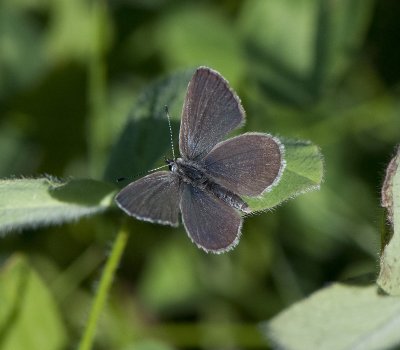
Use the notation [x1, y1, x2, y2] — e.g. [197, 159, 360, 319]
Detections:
[0, 177, 116, 235]
[245, 139, 323, 212]
[0, 254, 67, 350]
[378, 146, 400, 295]
[265, 283, 400, 350]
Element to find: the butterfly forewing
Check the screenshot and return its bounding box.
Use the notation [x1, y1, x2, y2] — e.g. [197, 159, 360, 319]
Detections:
[179, 67, 245, 161]
[180, 184, 243, 253]
[203, 133, 284, 197]
[115, 171, 181, 226]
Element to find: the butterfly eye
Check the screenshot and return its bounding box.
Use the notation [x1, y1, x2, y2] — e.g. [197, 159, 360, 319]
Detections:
[165, 159, 176, 172]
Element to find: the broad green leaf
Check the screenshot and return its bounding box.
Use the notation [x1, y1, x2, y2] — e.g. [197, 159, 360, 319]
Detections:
[239, 0, 374, 105]
[378, 146, 400, 295]
[104, 69, 194, 183]
[265, 283, 400, 350]
[0, 177, 116, 235]
[245, 139, 323, 211]
[0, 254, 67, 350]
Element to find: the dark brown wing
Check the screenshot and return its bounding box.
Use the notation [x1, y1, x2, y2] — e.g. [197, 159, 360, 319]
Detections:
[115, 171, 181, 227]
[203, 133, 284, 196]
[180, 184, 242, 253]
[179, 67, 245, 161]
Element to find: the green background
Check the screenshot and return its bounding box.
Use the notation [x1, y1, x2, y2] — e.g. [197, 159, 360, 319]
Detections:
[0, 0, 399, 348]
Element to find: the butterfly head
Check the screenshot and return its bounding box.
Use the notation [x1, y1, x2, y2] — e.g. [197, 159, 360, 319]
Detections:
[165, 158, 178, 172]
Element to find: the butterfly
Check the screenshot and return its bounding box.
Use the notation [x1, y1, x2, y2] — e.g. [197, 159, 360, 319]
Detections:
[115, 67, 285, 253]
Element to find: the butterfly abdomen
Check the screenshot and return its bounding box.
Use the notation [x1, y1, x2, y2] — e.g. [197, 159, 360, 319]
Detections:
[206, 181, 250, 214]
[173, 158, 250, 214]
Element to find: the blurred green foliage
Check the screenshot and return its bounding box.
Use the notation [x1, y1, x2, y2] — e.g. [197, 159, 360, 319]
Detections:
[1, 0, 400, 348]
[0, 255, 67, 349]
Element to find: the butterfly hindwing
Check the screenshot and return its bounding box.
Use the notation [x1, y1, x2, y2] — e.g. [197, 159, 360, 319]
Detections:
[180, 183, 243, 253]
[203, 133, 285, 197]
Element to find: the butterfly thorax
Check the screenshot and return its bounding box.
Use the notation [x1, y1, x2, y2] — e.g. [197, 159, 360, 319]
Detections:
[168, 158, 250, 214]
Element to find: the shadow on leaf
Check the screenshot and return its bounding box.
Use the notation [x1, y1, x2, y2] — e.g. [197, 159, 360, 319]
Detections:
[49, 179, 116, 206]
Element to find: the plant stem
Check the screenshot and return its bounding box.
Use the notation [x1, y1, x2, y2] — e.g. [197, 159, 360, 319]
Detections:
[78, 224, 129, 350]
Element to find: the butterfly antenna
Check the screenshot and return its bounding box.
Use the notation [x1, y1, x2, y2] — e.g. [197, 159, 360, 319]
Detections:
[147, 164, 169, 173]
[164, 105, 176, 160]
[117, 107, 175, 184]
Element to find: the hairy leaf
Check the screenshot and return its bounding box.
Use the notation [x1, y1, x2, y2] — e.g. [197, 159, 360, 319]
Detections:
[0, 177, 116, 235]
[265, 283, 400, 350]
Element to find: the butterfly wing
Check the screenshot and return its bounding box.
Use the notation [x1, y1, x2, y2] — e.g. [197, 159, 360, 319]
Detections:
[203, 133, 285, 197]
[180, 184, 243, 253]
[115, 171, 181, 227]
[179, 67, 245, 161]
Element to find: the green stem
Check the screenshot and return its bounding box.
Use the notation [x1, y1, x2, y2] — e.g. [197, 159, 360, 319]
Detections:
[78, 224, 129, 350]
